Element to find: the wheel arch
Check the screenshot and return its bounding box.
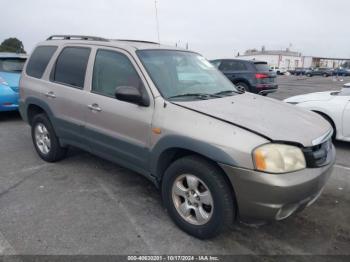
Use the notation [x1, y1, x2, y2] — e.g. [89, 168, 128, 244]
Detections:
[155, 143, 239, 220]
[24, 97, 54, 126]
[312, 110, 337, 137]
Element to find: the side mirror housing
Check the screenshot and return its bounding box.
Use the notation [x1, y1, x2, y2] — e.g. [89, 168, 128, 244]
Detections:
[114, 86, 149, 106]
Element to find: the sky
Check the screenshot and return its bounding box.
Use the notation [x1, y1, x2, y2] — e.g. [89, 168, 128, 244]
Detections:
[1, 0, 349, 59]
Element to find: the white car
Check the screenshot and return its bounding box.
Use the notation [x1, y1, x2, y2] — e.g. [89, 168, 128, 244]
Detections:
[270, 66, 287, 75]
[284, 83, 350, 142]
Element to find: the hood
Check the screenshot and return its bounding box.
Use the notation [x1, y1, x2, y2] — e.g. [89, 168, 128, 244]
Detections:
[284, 91, 335, 104]
[173, 93, 331, 147]
[0, 72, 21, 92]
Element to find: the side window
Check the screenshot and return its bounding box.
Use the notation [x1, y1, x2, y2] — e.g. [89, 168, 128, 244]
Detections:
[219, 61, 234, 71]
[237, 62, 247, 70]
[219, 61, 245, 71]
[26, 46, 57, 78]
[92, 49, 143, 98]
[52, 47, 90, 88]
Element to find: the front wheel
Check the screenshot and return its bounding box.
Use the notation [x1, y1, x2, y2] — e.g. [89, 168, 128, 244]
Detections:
[162, 156, 235, 239]
[31, 114, 67, 162]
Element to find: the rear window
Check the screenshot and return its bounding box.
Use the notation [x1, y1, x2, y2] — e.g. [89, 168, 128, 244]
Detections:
[52, 47, 91, 88]
[26, 46, 57, 78]
[0, 58, 26, 73]
[254, 63, 270, 72]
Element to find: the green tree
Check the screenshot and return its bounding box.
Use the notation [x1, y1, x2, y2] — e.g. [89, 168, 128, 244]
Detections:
[0, 38, 26, 53]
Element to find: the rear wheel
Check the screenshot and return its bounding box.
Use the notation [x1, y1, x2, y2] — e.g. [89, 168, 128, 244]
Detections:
[162, 156, 235, 239]
[306, 73, 312, 77]
[31, 114, 67, 162]
[235, 82, 250, 93]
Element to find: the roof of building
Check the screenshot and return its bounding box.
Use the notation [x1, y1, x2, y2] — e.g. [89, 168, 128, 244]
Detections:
[241, 49, 301, 57]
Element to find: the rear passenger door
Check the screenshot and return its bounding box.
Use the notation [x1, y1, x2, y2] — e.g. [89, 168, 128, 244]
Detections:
[84, 48, 154, 174]
[47, 46, 92, 149]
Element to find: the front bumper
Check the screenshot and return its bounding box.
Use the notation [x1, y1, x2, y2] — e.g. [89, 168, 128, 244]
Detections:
[0, 87, 19, 112]
[220, 145, 335, 224]
[0, 93, 18, 112]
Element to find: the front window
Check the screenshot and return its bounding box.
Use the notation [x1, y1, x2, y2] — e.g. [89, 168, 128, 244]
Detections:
[137, 50, 238, 100]
[0, 58, 26, 73]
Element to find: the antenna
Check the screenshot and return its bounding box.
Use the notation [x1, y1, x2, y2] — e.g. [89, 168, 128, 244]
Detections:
[154, 0, 160, 43]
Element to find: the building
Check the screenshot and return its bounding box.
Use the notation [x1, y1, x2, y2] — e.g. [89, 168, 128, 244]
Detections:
[237, 47, 350, 69]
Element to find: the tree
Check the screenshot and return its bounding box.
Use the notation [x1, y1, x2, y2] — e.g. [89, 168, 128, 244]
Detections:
[0, 38, 26, 53]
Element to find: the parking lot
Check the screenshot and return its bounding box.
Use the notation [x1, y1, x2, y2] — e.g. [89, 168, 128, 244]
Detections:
[0, 75, 349, 256]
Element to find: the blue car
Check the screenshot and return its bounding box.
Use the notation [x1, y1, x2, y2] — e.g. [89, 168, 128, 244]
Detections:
[0, 53, 27, 111]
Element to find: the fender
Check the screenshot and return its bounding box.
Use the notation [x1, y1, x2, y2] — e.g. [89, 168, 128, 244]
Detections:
[21, 97, 57, 126]
[150, 135, 237, 179]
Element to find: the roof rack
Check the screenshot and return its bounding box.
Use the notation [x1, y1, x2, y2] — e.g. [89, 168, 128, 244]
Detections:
[115, 39, 159, 45]
[47, 35, 109, 42]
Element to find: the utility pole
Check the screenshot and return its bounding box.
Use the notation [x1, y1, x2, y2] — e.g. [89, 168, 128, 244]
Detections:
[154, 0, 160, 43]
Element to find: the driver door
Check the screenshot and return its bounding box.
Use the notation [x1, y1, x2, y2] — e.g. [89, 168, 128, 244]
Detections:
[84, 48, 154, 174]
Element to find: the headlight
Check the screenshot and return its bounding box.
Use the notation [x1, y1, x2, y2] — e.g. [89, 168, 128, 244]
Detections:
[253, 144, 306, 173]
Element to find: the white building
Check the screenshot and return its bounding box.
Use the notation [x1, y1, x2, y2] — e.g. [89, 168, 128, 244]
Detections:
[237, 47, 349, 69]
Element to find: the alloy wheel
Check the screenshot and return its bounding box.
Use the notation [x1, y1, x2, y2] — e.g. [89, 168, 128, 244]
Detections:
[172, 174, 214, 225]
[34, 123, 51, 155]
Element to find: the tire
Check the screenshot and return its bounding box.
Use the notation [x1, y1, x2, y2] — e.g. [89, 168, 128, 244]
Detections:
[323, 73, 328, 77]
[162, 155, 235, 239]
[31, 113, 67, 162]
[306, 73, 312, 77]
[235, 82, 250, 93]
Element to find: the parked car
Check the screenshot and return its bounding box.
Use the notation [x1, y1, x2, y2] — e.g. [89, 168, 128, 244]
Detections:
[270, 66, 287, 75]
[284, 83, 350, 142]
[20, 35, 335, 239]
[332, 67, 350, 76]
[305, 67, 333, 77]
[291, 67, 310, 76]
[210, 59, 278, 95]
[0, 52, 27, 111]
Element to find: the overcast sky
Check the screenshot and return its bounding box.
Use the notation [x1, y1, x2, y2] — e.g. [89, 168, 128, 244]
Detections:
[1, 0, 349, 59]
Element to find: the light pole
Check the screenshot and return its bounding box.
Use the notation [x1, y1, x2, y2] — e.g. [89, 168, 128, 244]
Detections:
[154, 0, 160, 43]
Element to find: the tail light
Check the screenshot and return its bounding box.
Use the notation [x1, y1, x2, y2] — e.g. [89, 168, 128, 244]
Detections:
[255, 73, 268, 79]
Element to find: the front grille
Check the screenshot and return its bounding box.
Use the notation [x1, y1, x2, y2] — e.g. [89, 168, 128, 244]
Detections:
[302, 139, 332, 168]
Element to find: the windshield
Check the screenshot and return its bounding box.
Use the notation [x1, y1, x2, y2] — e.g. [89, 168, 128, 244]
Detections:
[137, 50, 238, 100]
[0, 58, 26, 73]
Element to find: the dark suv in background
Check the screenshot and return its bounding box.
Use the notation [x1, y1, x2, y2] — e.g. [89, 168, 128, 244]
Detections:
[305, 67, 333, 77]
[211, 59, 278, 95]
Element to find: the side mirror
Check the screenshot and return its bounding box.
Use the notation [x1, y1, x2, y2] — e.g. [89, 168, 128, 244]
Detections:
[114, 86, 149, 106]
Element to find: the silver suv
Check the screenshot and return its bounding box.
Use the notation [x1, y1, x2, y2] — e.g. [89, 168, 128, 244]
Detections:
[19, 35, 335, 239]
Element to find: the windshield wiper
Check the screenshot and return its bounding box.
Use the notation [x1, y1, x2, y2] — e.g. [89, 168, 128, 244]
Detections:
[167, 93, 221, 100]
[214, 90, 241, 96]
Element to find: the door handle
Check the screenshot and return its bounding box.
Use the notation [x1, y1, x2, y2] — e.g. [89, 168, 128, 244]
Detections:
[88, 103, 102, 112]
[45, 91, 56, 98]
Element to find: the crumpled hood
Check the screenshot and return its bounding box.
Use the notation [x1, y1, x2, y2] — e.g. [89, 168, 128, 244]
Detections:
[173, 93, 331, 147]
[284, 91, 335, 103]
